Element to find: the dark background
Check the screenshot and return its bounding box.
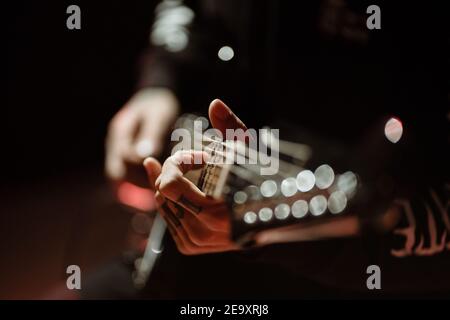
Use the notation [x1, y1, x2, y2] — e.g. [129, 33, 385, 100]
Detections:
[3, 1, 157, 299]
[5, 1, 156, 182]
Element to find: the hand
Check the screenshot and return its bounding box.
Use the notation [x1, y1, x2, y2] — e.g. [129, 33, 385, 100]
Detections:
[105, 88, 179, 187]
[142, 99, 247, 254]
[144, 151, 237, 255]
[143, 99, 399, 255]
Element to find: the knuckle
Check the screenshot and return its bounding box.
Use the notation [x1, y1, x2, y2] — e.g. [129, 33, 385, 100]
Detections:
[173, 150, 184, 158]
[158, 174, 182, 198]
[171, 150, 186, 164]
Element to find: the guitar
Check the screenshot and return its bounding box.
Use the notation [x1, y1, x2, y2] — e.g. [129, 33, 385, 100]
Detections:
[133, 112, 402, 287]
[173, 113, 402, 243]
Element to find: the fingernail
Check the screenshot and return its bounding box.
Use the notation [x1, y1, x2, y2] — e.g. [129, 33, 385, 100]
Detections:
[211, 99, 231, 120]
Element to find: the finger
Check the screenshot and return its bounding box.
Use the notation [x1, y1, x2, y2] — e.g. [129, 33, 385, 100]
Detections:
[105, 148, 126, 180]
[192, 203, 231, 231]
[161, 210, 192, 255]
[155, 192, 232, 254]
[166, 200, 230, 246]
[165, 218, 236, 255]
[108, 106, 139, 141]
[134, 138, 157, 160]
[133, 118, 162, 160]
[157, 150, 230, 232]
[154, 192, 192, 254]
[158, 196, 232, 254]
[167, 198, 230, 232]
[208, 99, 248, 136]
[106, 108, 140, 179]
[155, 150, 232, 245]
[165, 217, 237, 255]
[156, 151, 219, 208]
[143, 157, 162, 190]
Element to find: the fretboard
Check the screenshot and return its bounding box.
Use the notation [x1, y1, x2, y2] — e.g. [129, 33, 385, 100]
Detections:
[197, 141, 230, 198]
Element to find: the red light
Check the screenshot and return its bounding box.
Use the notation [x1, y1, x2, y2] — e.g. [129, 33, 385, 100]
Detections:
[117, 182, 156, 212]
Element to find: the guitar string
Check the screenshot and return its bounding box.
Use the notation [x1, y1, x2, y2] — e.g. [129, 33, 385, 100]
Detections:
[192, 133, 305, 177]
[175, 123, 310, 195]
[194, 126, 311, 162]
[201, 145, 295, 179]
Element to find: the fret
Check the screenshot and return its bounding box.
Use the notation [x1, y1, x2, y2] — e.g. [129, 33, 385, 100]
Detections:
[198, 139, 225, 196]
[202, 164, 220, 196]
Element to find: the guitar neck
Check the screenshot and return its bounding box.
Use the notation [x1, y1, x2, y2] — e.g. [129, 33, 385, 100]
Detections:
[174, 113, 396, 243]
[197, 163, 230, 199]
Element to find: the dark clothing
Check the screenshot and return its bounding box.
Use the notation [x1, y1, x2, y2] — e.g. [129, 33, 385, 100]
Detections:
[138, 0, 449, 296]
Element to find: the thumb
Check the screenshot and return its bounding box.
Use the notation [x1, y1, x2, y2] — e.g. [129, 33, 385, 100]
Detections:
[208, 99, 247, 136]
[143, 157, 162, 190]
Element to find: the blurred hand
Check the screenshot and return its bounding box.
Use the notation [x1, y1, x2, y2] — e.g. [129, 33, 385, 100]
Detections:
[105, 88, 179, 187]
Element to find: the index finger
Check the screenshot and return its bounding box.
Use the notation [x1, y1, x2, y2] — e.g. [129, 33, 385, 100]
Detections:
[156, 150, 220, 210]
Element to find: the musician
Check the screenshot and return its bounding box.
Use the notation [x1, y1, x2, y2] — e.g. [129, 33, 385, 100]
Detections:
[105, 0, 449, 297]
